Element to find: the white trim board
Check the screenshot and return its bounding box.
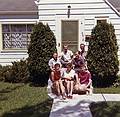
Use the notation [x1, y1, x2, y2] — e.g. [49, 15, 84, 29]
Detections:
[56, 15, 85, 54]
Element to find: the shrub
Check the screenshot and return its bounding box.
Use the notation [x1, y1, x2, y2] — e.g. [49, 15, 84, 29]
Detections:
[27, 22, 57, 86]
[0, 65, 12, 81]
[86, 22, 119, 87]
[112, 75, 120, 87]
[0, 60, 29, 83]
[10, 60, 29, 83]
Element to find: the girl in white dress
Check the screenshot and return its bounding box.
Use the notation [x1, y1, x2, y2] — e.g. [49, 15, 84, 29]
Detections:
[61, 63, 76, 99]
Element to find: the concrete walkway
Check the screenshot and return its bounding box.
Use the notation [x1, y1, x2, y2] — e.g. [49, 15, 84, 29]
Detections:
[49, 94, 120, 117]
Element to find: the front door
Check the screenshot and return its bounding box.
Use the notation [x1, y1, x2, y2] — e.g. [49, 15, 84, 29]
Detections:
[61, 20, 79, 53]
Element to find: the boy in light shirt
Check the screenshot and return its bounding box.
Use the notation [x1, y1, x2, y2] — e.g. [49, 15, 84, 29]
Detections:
[60, 45, 73, 68]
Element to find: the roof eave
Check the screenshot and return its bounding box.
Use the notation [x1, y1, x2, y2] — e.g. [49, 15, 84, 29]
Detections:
[104, 0, 120, 17]
[0, 11, 38, 15]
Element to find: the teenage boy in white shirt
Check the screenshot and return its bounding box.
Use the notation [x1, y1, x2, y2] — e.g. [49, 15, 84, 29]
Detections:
[60, 45, 73, 67]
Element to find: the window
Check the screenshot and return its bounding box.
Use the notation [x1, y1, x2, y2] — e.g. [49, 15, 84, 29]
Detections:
[97, 19, 107, 24]
[95, 16, 109, 26]
[2, 24, 34, 49]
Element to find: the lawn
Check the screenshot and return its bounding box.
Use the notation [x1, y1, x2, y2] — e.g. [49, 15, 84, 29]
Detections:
[91, 87, 120, 117]
[90, 102, 120, 117]
[0, 82, 52, 117]
[0, 82, 120, 117]
[94, 87, 120, 94]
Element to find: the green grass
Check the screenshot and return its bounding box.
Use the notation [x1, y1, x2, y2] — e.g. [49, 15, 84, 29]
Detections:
[0, 82, 120, 117]
[94, 87, 120, 94]
[91, 87, 120, 116]
[90, 102, 120, 117]
[0, 82, 52, 117]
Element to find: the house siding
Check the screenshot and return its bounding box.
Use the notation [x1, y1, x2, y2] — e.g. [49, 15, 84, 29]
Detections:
[37, 0, 120, 59]
[0, 52, 28, 66]
[0, 23, 2, 51]
[0, 20, 37, 65]
[0, 0, 120, 65]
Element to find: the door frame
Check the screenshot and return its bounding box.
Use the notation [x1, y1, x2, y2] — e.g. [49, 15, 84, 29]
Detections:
[56, 15, 85, 55]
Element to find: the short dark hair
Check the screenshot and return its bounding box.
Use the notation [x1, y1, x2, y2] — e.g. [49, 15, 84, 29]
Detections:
[54, 63, 60, 67]
[66, 62, 73, 68]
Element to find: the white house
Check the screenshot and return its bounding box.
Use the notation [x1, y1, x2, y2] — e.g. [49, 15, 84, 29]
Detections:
[35, 0, 120, 55]
[0, 0, 120, 65]
[0, 0, 38, 65]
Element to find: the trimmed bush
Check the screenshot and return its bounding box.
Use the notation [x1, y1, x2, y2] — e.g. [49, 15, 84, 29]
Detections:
[113, 75, 120, 87]
[27, 22, 57, 86]
[0, 60, 29, 83]
[0, 65, 12, 81]
[86, 22, 119, 87]
[10, 60, 29, 83]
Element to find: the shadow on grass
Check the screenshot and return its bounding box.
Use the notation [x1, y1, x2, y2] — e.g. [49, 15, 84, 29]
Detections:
[0, 85, 24, 94]
[29, 82, 48, 87]
[0, 85, 24, 102]
[0, 94, 8, 101]
[90, 102, 120, 117]
[1, 98, 53, 117]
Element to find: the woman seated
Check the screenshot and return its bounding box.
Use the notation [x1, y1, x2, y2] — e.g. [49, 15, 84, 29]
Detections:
[61, 62, 77, 99]
[50, 63, 66, 99]
[72, 51, 85, 73]
[74, 66, 93, 94]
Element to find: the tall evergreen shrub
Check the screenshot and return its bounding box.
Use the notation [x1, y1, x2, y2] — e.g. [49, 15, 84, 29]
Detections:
[86, 22, 119, 87]
[27, 22, 57, 86]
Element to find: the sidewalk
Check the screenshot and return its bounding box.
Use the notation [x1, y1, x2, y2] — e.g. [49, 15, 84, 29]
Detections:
[49, 94, 120, 117]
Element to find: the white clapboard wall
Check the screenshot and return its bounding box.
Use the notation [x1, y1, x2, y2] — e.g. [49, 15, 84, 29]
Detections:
[37, 0, 120, 58]
[0, 0, 120, 65]
[0, 52, 28, 66]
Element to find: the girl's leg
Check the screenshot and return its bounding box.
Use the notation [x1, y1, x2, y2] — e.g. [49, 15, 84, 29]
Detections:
[55, 81, 60, 96]
[66, 80, 70, 96]
[86, 88, 93, 95]
[59, 81, 66, 99]
[59, 81, 65, 94]
[69, 81, 74, 96]
[86, 88, 90, 95]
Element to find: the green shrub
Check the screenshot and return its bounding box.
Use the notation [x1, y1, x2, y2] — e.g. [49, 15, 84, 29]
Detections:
[0, 60, 29, 83]
[112, 75, 120, 87]
[10, 60, 29, 83]
[27, 22, 57, 86]
[0, 65, 12, 81]
[86, 22, 119, 87]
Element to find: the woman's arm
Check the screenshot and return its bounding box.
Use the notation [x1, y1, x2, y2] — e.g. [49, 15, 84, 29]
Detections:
[74, 73, 80, 85]
[86, 73, 92, 87]
[86, 79, 92, 88]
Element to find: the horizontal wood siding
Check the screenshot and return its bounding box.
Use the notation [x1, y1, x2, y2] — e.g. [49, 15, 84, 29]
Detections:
[38, 0, 120, 60]
[1, 0, 120, 65]
[0, 52, 28, 65]
[0, 20, 36, 65]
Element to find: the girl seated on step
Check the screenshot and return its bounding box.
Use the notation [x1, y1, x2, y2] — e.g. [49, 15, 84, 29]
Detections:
[61, 62, 77, 99]
[74, 65, 93, 94]
[50, 63, 66, 99]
